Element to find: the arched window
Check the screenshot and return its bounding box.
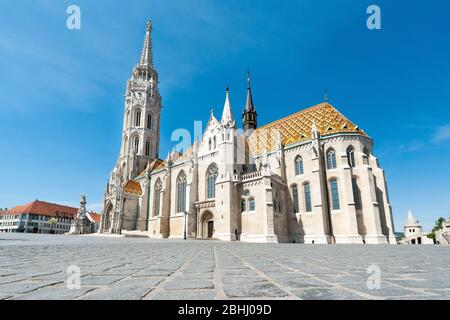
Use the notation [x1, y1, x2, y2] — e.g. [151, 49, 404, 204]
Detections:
[133, 136, 139, 154]
[304, 182, 312, 212]
[327, 148, 337, 170]
[208, 138, 212, 151]
[213, 136, 217, 149]
[135, 109, 141, 127]
[241, 199, 246, 212]
[347, 146, 356, 168]
[363, 147, 370, 165]
[153, 179, 162, 217]
[145, 140, 151, 157]
[147, 114, 152, 130]
[206, 164, 218, 199]
[330, 179, 340, 210]
[292, 184, 299, 213]
[176, 171, 187, 213]
[249, 197, 255, 211]
[352, 177, 362, 210]
[295, 156, 304, 176]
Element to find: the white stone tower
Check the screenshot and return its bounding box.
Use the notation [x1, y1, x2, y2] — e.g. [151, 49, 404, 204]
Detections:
[118, 20, 162, 181]
[404, 210, 422, 237]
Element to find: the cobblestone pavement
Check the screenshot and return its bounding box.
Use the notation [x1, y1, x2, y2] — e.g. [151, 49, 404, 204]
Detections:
[1, 233, 449, 300]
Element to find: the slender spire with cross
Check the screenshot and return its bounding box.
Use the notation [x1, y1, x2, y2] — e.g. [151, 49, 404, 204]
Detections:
[221, 86, 235, 128]
[139, 20, 154, 68]
[242, 70, 257, 135]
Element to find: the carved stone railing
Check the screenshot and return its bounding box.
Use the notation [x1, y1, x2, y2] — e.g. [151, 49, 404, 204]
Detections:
[241, 171, 262, 181]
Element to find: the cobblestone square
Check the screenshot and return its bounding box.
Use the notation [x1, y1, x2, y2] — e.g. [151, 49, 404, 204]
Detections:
[1, 233, 449, 300]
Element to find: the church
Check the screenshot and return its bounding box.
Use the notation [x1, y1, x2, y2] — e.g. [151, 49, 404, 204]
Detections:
[99, 21, 397, 244]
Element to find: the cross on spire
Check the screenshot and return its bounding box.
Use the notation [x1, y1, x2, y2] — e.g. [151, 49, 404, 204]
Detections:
[140, 20, 154, 67]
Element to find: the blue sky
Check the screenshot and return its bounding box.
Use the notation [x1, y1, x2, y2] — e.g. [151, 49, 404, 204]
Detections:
[1, 0, 449, 231]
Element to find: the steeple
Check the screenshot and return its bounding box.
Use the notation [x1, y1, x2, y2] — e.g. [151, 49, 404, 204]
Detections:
[139, 20, 153, 68]
[242, 71, 257, 135]
[406, 210, 420, 227]
[221, 86, 236, 128]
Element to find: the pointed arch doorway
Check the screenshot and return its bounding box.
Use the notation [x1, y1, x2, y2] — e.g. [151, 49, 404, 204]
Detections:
[201, 211, 214, 239]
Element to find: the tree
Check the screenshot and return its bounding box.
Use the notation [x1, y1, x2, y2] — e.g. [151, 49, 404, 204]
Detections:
[427, 217, 446, 240]
[49, 217, 58, 234]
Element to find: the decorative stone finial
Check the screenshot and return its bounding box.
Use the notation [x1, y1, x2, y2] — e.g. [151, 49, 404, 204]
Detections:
[146, 20, 152, 32]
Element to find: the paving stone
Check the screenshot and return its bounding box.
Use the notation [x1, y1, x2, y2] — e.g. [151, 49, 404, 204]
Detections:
[223, 283, 288, 298]
[11, 286, 93, 300]
[80, 275, 124, 286]
[342, 282, 419, 297]
[133, 270, 174, 277]
[80, 285, 154, 300]
[275, 277, 334, 289]
[149, 290, 216, 300]
[177, 273, 214, 280]
[1, 233, 450, 300]
[164, 279, 214, 290]
[0, 280, 57, 294]
[221, 276, 268, 284]
[293, 288, 367, 300]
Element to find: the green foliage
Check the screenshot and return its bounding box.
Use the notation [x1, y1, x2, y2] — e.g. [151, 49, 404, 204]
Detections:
[428, 217, 446, 240]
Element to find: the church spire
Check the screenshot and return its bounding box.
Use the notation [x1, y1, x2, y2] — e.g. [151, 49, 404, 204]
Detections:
[245, 71, 255, 112]
[221, 86, 235, 128]
[242, 71, 257, 135]
[139, 20, 153, 68]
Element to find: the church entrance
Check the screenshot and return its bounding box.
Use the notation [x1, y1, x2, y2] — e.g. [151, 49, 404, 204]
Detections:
[208, 221, 214, 238]
[201, 211, 214, 239]
[103, 202, 113, 232]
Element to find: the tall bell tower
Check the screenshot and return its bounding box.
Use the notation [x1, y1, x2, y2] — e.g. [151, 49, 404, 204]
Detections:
[118, 20, 162, 181]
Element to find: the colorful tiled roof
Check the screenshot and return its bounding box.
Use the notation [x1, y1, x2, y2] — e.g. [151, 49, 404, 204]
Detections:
[248, 102, 366, 154]
[0, 200, 78, 218]
[138, 158, 166, 177]
[124, 180, 143, 195]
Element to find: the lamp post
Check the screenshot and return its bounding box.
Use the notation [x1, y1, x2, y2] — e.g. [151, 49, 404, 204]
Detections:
[183, 211, 188, 240]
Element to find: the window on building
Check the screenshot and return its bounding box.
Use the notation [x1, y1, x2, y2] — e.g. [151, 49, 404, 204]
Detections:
[330, 179, 340, 210]
[304, 182, 312, 212]
[363, 147, 370, 165]
[327, 148, 337, 170]
[133, 137, 139, 154]
[292, 184, 299, 213]
[147, 114, 152, 130]
[135, 110, 141, 127]
[347, 146, 356, 168]
[352, 177, 362, 210]
[213, 136, 217, 149]
[145, 140, 151, 157]
[241, 199, 246, 212]
[249, 197, 255, 211]
[208, 138, 212, 151]
[295, 156, 304, 175]
[207, 164, 218, 199]
[153, 179, 162, 217]
[176, 171, 187, 213]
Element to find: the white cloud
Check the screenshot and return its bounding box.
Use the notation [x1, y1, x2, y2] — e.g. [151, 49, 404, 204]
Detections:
[432, 125, 450, 143]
